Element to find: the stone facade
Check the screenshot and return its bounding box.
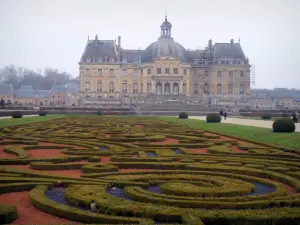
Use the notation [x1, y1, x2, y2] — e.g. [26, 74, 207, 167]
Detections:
[79, 16, 251, 105]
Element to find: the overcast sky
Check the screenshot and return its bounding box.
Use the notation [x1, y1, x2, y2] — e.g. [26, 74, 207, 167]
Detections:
[0, 0, 299, 89]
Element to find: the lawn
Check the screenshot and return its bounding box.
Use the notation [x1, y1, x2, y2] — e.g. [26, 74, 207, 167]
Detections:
[161, 117, 300, 148]
[0, 114, 67, 128]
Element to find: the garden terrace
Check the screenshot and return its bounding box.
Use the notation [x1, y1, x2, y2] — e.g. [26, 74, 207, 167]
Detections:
[0, 116, 300, 224]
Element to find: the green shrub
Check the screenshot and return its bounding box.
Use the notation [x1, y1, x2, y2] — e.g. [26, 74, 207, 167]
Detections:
[11, 111, 23, 118]
[0, 204, 18, 223]
[206, 113, 221, 123]
[178, 112, 188, 119]
[273, 118, 295, 133]
[261, 114, 271, 120]
[38, 111, 47, 116]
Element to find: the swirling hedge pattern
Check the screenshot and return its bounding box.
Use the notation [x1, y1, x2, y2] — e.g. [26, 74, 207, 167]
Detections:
[0, 116, 300, 224]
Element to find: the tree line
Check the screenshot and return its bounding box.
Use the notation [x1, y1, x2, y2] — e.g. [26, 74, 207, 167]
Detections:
[0, 65, 79, 90]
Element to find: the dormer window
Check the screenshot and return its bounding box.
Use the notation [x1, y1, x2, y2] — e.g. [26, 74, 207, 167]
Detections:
[97, 57, 103, 63]
[133, 58, 139, 63]
[109, 58, 115, 63]
[86, 57, 91, 63]
[122, 58, 127, 63]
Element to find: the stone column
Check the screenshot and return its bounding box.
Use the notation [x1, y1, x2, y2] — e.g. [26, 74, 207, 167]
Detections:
[151, 79, 155, 94]
[179, 81, 182, 94]
[162, 81, 164, 95]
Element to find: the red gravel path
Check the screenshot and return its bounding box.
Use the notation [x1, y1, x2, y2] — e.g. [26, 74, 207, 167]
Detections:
[101, 156, 111, 164]
[185, 148, 208, 154]
[27, 149, 67, 159]
[153, 138, 179, 145]
[0, 191, 80, 224]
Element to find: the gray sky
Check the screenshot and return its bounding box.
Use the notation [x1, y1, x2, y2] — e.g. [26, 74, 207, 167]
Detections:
[0, 0, 299, 89]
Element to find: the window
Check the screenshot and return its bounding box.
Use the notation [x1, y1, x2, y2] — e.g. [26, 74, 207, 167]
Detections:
[97, 57, 103, 63]
[228, 84, 233, 94]
[109, 82, 114, 93]
[204, 83, 209, 94]
[122, 58, 127, 63]
[141, 83, 143, 93]
[173, 68, 178, 74]
[217, 84, 222, 95]
[109, 58, 115, 63]
[85, 82, 90, 92]
[133, 83, 138, 94]
[240, 71, 245, 77]
[133, 69, 138, 76]
[86, 57, 91, 63]
[193, 84, 198, 94]
[217, 71, 222, 77]
[229, 71, 233, 77]
[147, 82, 151, 93]
[205, 71, 208, 77]
[98, 69, 102, 76]
[97, 82, 102, 92]
[109, 69, 114, 76]
[183, 83, 187, 93]
[122, 82, 127, 93]
[147, 69, 151, 75]
[183, 69, 187, 75]
[86, 69, 90, 76]
[157, 68, 161, 74]
[240, 84, 245, 94]
[165, 68, 170, 74]
[141, 69, 143, 75]
[123, 69, 127, 75]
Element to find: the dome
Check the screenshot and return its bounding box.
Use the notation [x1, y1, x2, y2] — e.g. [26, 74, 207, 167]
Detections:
[141, 38, 190, 63]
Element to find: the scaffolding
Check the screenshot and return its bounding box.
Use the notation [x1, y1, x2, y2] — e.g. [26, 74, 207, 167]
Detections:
[251, 65, 256, 86]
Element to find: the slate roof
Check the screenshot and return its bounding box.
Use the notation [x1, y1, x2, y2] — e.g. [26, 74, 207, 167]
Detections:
[120, 49, 143, 63]
[15, 86, 50, 99]
[213, 43, 246, 61]
[80, 40, 119, 63]
[80, 17, 248, 64]
[0, 84, 14, 95]
[50, 83, 79, 95]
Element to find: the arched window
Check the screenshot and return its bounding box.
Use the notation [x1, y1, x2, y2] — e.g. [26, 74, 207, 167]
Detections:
[109, 58, 115, 63]
[133, 57, 139, 63]
[86, 57, 91, 63]
[97, 57, 103, 62]
[122, 58, 127, 63]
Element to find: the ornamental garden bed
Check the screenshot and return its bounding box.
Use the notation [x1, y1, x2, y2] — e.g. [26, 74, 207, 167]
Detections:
[0, 116, 300, 224]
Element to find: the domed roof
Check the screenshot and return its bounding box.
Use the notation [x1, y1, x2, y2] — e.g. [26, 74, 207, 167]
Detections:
[141, 16, 189, 63]
[141, 38, 189, 63]
[161, 16, 172, 27]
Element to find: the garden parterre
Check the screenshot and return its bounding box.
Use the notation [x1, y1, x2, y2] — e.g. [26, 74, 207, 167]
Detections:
[0, 116, 300, 225]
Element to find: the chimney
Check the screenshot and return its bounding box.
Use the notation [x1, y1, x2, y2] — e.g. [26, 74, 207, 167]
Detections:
[208, 39, 212, 49]
[118, 36, 121, 49]
[230, 39, 234, 45]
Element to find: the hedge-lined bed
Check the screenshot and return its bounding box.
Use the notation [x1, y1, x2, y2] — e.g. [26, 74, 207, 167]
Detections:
[0, 116, 300, 224]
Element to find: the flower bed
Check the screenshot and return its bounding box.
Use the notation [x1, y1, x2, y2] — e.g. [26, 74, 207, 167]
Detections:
[0, 116, 299, 224]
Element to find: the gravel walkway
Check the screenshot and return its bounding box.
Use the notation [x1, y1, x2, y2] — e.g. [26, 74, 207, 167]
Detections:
[0, 115, 38, 120]
[189, 116, 300, 132]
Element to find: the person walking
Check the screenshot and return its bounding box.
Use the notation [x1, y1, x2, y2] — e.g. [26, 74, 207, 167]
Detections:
[220, 110, 224, 118]
[223, 111, 228, 120]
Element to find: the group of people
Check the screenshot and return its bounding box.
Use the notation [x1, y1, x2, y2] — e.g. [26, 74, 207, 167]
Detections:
[220, 110, 228, 120]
